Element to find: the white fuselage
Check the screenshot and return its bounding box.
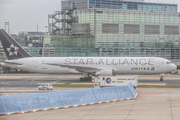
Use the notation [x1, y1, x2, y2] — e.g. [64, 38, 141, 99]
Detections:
[1, 57, 177, 75]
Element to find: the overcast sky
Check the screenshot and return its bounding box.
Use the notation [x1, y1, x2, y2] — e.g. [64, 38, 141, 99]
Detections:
[0, 0, 180, 34]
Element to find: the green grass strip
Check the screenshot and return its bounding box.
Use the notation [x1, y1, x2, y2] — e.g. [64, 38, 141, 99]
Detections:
[53, 84, 180, 88]
[53, 84, 93, 88]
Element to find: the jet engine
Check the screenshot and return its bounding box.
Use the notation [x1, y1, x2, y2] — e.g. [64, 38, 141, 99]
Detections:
[94, 70, 115, 76]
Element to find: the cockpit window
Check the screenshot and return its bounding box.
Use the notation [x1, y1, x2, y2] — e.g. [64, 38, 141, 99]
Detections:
[167, 62, 171, 64]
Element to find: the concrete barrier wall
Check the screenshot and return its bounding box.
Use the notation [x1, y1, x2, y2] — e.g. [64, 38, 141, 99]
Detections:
[0, 83, 137, 115]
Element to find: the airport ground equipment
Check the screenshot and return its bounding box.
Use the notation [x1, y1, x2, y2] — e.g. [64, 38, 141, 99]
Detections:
[0, 83, 137, 116]
[94, 76, 138, 89]
[178, 70, 180, 75]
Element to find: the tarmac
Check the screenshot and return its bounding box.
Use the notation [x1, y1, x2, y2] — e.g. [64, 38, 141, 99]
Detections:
[0, 74, 180, 88]
[0, 74, 180, 120]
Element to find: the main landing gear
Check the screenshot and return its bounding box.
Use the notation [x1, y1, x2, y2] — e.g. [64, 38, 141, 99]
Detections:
[160, 73, 164, 81]
[80, 77, 92, 81]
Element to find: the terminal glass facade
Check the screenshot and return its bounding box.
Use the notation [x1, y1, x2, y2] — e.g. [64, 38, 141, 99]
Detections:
[89, 0, 177, 12]
[57, 0, 180, 62]
[0, 43, 6, 62]
[48, 9, 180, 60]
[61, 0, 177, 12]
[31, 1, 180, 62]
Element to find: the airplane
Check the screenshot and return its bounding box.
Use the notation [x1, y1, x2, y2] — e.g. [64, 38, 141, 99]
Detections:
[0, 29, 177, 81]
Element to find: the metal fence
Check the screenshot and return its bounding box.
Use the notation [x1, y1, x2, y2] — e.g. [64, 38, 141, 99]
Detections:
[0, 83, 137, 115]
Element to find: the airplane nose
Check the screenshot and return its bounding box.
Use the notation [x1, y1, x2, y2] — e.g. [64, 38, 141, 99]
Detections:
[170, 64, 177, 71]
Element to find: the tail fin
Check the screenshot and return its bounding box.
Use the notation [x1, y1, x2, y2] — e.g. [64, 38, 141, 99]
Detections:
[0, 29, 31, 60]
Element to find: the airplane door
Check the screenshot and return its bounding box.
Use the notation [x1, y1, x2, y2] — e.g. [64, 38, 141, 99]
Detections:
[155, 60, 160, 68]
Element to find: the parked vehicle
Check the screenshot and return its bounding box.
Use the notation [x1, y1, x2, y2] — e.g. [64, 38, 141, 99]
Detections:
[37, 83, 53, 90]
[94, 76, 138, 89]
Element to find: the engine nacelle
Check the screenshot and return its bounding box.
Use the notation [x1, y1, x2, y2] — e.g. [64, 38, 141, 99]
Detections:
[95, 70, 114, 76]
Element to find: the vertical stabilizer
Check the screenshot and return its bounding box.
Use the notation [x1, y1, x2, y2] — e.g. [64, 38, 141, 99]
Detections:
[0, 29, 31, 60]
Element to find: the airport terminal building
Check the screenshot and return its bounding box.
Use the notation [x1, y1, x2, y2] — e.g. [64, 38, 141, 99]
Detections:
[1, 0, 180, 64]
[47, 0, 180, 62]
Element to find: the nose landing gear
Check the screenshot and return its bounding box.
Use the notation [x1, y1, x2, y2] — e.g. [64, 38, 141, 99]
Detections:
[160, 73, 164, 81]
[160, 77, 163, 81]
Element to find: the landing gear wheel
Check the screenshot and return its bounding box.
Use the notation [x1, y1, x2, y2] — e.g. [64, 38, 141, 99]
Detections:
[160, 78, 163, 81]
[80, 77, 92, 81]
[80, 77, 85, 81]
[85, 77, 92, 81]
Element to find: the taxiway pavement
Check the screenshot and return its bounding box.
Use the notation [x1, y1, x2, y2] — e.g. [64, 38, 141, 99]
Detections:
[0, 74, 180, 120]
[0, 74, 180, 88]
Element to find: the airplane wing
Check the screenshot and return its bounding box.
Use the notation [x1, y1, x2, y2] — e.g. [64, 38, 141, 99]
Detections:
[46, 63, 104, 73]
[3, 61, 23, 65]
